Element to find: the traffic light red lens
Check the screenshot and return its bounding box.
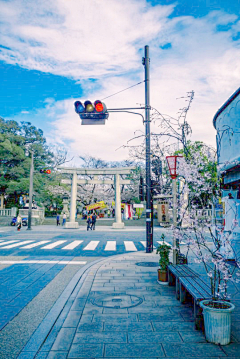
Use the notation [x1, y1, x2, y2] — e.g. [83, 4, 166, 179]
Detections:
[95, 102, 104, 112]
[46, 170, 51, 174]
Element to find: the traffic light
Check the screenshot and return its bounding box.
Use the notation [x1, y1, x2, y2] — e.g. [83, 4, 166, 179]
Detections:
[151, 179, 161, 196]
[40, 169, 51, 174]
[74, 100, 108, 125]
[139, 176, 144, 202]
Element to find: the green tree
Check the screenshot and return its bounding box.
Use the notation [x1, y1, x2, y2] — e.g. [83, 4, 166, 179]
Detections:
[0, 118, 54, 207]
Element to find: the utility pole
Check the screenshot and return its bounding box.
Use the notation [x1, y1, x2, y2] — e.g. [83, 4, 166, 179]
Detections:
[172, 178, 177, 264]
[143, 45, 153, 253]
[27, 150, 34, 230]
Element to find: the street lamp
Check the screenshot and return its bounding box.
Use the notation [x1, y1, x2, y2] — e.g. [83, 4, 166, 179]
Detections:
[166, 155, 183, 264]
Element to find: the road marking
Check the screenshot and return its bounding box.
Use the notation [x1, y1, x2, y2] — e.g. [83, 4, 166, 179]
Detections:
[105, 241, 116, 251]
[140, 241, 156, 249]
[42, 240, 67, 249]
[0, 240, 19, 247]
[0, 240, 35, 249]
[124, 241, 137, 251]
[21, 240, 51, 249]
[83, 241, 99, 250]
[0, 260, 87, 265]
[62, 240, 83, 250]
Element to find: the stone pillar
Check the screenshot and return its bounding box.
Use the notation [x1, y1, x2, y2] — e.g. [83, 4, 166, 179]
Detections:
[61, 197, 69, 216]
[112, 174, 124, 229]
[65, 172, 79, 229]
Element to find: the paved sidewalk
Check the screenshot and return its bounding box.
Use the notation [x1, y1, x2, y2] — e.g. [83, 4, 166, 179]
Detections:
[18, 252, 240, 359]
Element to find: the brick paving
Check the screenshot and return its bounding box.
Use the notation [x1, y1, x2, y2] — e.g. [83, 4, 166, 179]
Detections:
[17, 252, 240, 358]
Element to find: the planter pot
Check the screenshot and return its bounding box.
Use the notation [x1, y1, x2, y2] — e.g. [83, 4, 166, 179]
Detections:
[158, 269, 168, 282]
[200, 300, 235, 345]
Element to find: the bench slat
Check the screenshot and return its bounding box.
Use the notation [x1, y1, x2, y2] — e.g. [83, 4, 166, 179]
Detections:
[168, 264, 198, 278]
[187, 276, 211, 294]
[180, 277, 211, 299]
[185, 277, 211, 296]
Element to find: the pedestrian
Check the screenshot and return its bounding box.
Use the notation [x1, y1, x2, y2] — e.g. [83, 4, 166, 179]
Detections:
[87, 216, 92, 231]
[17, 214, 22, 231]
[62, 213, 67, 226]
[91, 213, 97, 230]
[56, 213, 60, 226]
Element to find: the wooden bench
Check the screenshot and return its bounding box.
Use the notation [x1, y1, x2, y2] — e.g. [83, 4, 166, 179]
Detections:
[179, 276, 211, 330]
[168, 264, 211, 330]
[168, 264, 199, 300]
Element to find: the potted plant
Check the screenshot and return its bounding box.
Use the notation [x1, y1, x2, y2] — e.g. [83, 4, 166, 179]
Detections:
[156, 234, 171, 284]
[197, 230, 236, 345]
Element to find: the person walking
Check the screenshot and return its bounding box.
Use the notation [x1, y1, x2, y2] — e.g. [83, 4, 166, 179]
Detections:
[17, 214, 22, 231]
[87, 216, 92, 231]
[62, 213, 67, 226]
[91, 213, 97, 230]
[56, 213, 60, 226]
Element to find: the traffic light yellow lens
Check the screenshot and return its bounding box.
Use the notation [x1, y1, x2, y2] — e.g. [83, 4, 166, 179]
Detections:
[86, 104, 94, 112]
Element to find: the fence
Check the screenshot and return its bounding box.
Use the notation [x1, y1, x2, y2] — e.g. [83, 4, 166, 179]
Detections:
[0, 208, 17, 217]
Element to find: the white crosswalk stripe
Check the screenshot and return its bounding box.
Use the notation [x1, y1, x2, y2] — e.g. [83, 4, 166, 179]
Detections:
[1, 240, 35, 249]
[0, 240, 19, 247]
[140, 241, 156, 249]
[0, 239, 176, 252]
[42, 240, 67, 249]
[124, 241, 137, 251]
[104, 241, 116, 251]
[0, 260, 87, 265]
[62, 240, 83, 250]
[83, 241, 99, 250]
[22, 241, 51, 249]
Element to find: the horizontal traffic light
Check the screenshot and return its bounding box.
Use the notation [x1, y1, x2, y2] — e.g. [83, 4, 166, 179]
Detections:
[74, 99, 109, 125]
[74, 101, 85, 114]
[40, 169, 51, 174]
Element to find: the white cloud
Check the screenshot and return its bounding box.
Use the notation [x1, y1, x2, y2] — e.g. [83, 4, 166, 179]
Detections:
[0, 0, 173, 78]
[1, 0, 240, 161]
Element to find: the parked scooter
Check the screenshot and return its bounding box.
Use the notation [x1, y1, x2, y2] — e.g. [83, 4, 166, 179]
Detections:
[11, 217, 28, 226]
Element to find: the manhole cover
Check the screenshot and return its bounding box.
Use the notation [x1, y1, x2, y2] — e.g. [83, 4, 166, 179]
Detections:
[90, 293, 143, 309]
[136, 262, 159, 267]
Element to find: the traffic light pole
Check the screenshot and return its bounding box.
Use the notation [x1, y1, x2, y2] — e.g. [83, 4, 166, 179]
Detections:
[143, 45, 153, 253]
[27, 150, 34, 230]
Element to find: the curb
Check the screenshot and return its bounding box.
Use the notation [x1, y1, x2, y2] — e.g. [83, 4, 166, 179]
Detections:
[17, 257, 107, 358]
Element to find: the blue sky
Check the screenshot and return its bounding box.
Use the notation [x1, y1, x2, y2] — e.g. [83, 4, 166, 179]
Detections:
[1, 0, 240, 161]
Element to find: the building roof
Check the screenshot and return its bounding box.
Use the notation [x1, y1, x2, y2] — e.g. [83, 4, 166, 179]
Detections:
[213, 87, 240, 129]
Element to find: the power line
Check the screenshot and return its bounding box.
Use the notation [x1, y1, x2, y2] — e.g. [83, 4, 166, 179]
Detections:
[101, 80, 145, 101]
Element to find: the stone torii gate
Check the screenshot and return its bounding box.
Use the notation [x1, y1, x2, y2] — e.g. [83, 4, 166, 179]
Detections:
[57, 167, 135, 229]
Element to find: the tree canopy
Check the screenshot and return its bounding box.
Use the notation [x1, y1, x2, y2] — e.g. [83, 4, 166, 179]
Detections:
[0, 117, 56, 207]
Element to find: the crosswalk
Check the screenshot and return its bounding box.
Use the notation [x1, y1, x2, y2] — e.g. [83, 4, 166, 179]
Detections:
[0, 239, 178, 252]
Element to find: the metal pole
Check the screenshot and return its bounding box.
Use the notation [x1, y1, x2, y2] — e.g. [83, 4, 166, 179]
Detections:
[172, 178, 177, 264]
[27, 151, 34, 230]
[143, 45, 152, 253]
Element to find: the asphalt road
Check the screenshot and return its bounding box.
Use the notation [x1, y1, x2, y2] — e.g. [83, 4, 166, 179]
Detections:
[0, 224, 173, 358]
[0, 225, 174, 258]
